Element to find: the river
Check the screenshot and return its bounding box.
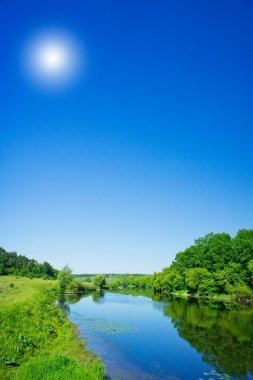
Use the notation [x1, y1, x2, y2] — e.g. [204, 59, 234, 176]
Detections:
[59, 291, 253, 380]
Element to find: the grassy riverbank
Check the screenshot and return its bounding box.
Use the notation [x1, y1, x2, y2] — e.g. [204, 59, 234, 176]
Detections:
[0, 276, 104, 380]
[170, 290, 253, 303]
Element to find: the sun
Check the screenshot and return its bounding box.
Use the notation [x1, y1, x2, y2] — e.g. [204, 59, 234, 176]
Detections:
[23, 30, 82, 89]
[37, 42, 68, 73]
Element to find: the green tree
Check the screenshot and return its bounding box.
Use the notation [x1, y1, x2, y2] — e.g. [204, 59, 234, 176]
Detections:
[153, 272, 164, 292]
[0, 247, 56, 278]
[248, 259, 253, 286]
[185, 268, 210, 293]
[93, 274, 106, 289]
[57, 265, 73, 293]
[233, 229, 253, 269]
[0, 262, 5, 275]
[249, 259, 253, 274]
[159, 267, 184, 292]
[41, 261, 55, 277]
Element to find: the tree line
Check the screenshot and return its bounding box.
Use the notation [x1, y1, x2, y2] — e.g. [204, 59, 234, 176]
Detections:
[1, 229, 253, 300]
[152, 229, 253, 300]
[0, 247, 57, 279]
[107, 229, 253, 301]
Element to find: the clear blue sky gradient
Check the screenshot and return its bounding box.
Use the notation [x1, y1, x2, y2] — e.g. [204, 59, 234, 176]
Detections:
[1, 0, 253, 273]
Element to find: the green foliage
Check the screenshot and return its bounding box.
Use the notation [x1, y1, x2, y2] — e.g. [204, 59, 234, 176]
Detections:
[66, 280, 80, 293]
[74, 273, 152, 291]
[229, 283, 252, 302]
[107, 274, 153, 290]
[152, 230, 253, 301]
[186, 268, 210, 293]
[80, 282, 97, 292]
[93, 275, 106, 289]
[0, 247, 57, 279]
[57, 266, 73, 293]
[152, 268, 183, 293]
[248, 259, 253, 274]
[66, 280, 96, 293]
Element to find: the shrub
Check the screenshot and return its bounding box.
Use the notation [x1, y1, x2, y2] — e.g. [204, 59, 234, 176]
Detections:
[230, 284, 252, 301]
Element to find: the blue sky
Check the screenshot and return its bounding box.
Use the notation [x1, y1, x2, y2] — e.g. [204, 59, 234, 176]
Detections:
[0, 0, 253, 273]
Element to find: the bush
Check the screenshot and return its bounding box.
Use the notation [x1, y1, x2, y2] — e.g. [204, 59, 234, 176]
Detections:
[230, 284, 252, 301]
[66, 280, 96, 293]
[66, 281, 80, 293]
[80, 282, 96, 292]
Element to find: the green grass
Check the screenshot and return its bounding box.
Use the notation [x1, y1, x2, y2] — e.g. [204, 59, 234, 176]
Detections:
[0, 276, 104, 380]
[15, 354, 104, 380]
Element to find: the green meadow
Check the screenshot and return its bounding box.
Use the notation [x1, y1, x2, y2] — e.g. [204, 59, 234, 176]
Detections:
[0, 276, 104, 380]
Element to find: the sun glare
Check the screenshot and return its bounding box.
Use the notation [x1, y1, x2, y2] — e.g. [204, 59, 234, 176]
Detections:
[37, 44, 67, 72]
[23, 30, 82, 89]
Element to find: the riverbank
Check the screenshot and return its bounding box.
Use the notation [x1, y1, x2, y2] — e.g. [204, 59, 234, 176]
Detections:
[169, 289, 253, 304]
[109, 286, 253, 305]
[0, 276, 104, 380]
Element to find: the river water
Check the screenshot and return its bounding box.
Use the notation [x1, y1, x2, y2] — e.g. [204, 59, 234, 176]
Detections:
[61, 291, 253, 380]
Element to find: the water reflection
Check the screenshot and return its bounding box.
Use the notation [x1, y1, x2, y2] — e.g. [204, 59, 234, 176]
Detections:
[57, 294, 70, 316]
[163, 298, 253, 379]
[92, 291, 105, 303]
[117, 290, 253, 378]
[64, 293, 90, 304]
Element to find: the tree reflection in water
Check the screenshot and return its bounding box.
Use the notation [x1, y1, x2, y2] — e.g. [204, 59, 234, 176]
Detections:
[57, 295, 71, 316]
[163, 298, 253, 379]
[58, 291, 105, 311]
